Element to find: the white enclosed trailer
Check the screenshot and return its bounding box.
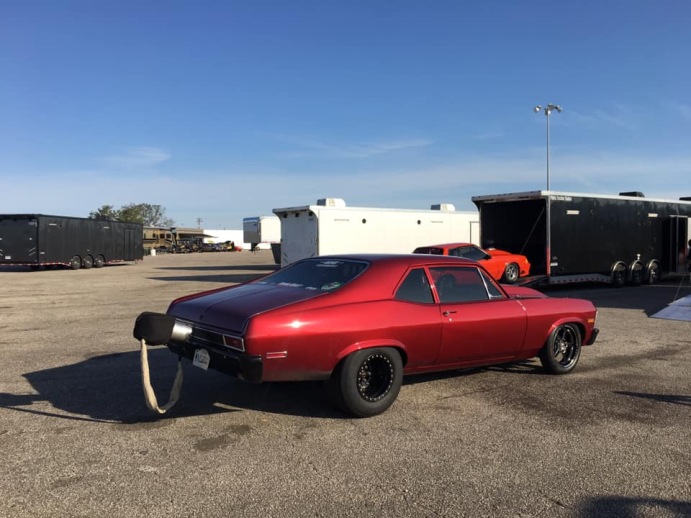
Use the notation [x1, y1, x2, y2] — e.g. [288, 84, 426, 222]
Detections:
[242, 215, 281, 250]
[273, 198, 480, 267]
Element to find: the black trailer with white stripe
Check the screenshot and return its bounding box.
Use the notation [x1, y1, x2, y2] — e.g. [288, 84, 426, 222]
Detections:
[472, 191, 691, 286]
[0, 214, 143, 270]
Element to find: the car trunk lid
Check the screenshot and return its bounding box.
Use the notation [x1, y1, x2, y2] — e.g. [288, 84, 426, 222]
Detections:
[168, 283, 321, 332]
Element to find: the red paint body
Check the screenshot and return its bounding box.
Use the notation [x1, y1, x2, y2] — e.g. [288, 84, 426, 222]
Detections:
[166, 254, 596, 383]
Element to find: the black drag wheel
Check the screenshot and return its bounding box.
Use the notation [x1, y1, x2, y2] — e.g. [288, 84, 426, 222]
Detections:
[646, 262, 660, 284]
[93, 255, 105, 268]
[539, 323, 582, 374]
[82, 255, 94, 269]
[69, 255, 81, 270]
[502, 263, 520, 284]
[329, 347, 403, 417]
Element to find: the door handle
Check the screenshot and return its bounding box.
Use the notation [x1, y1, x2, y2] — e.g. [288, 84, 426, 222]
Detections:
[443, 310, 457, 317]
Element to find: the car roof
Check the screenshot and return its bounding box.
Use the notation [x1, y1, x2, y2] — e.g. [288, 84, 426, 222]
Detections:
[414, 243, 476, 249]
[302, 253, 479, 268]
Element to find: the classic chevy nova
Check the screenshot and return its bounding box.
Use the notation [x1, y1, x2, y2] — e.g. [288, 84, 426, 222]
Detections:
[134, 254, 598, 417]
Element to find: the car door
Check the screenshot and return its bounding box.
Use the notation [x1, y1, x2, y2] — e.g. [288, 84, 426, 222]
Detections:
[391, 267, 443, 368]
[430, 265, 527, 366]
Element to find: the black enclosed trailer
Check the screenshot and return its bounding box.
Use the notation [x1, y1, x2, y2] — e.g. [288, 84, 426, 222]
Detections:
[472, 191, 691, 286]
[0, 214, 143, 270]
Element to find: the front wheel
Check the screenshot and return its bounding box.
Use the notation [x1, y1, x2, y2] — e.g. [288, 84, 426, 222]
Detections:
[93, 255, 105, 268]
[502, 263, 520, 284]
[540, 323, 582, 374]
[328, 347, 403, 417]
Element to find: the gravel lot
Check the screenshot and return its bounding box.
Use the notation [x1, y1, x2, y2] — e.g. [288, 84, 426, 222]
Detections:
[1, 251, 690, 518]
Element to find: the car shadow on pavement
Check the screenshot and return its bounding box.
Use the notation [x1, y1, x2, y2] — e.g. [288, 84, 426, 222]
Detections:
[12, 350, 343, 424]
[574, 495, 691, 517]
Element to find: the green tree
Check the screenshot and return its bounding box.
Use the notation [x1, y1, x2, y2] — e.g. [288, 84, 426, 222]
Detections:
[91, 203, 174, 226]
[89, 205, 120, 221]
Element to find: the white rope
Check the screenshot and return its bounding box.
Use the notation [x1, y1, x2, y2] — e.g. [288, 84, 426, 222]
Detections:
[140, 338, 184, 414]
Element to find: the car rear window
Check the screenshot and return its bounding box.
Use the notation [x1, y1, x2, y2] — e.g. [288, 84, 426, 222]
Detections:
[413, 247, 445, 255]
[256, 259, 368, 292]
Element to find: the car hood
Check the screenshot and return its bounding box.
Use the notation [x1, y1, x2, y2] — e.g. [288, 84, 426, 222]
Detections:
[167, 282, 322, 332]
[487, 249, 512, 258]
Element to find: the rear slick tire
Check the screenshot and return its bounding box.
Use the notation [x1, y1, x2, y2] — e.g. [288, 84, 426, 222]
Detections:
[329, 347, 403, 417]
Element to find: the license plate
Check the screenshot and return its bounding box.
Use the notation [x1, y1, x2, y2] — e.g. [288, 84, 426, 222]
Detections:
[193, 348, 210, 370]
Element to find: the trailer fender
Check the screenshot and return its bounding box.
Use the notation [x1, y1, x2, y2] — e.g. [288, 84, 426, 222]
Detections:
[627, 260, 644, 285]
[610, 261, 627, 288]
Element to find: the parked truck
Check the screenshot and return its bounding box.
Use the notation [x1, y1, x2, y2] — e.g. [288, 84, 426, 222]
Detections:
[0, 214, 143, 270]
[273, 198, 480, 267]
[471, 191, 691, 286]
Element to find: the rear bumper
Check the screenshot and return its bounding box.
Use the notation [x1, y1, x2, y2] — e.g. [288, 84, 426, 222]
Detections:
[134, 311, 263, 383]
[585, 328, 599, 346]
[169, 341, 263, 383]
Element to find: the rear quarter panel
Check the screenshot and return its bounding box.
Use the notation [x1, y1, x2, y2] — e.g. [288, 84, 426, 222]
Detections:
[244, 298, 443, 381]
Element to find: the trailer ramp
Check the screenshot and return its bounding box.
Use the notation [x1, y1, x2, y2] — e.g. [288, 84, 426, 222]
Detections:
[652, 293, 691, 322]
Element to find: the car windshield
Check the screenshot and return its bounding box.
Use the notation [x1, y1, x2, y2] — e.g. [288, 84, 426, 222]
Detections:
[449, 245, 488, 260]
[256, 259, 368, 292]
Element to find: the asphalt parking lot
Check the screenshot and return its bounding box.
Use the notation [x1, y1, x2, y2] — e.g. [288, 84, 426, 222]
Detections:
[1, 251, 690, 518]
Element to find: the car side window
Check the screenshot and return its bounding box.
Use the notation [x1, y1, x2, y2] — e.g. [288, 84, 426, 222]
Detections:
[431, 266, 490, 303]
[395, 268, 434, 303]
[480, 270, 504, 298]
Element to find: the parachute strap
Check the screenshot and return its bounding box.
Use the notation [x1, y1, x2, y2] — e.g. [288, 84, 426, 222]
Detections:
[140, 338, 183, 414]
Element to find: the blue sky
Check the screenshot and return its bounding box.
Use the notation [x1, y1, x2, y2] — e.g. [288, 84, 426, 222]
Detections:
[1, 0, 690, 228]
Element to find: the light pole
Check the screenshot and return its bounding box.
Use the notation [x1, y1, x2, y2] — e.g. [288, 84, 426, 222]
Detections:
[533, 104, 562, 190]
[534, 103, 562, 277]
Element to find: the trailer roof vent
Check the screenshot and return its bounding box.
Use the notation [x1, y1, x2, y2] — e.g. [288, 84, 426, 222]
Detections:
[680, 196, 691, 201]
[619, 191, 645, 197]
[430, 203, 456, 211]
[317, 198, 346, 207]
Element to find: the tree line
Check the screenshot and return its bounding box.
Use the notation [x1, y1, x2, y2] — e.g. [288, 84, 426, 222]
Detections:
[89, 203, 174, 227]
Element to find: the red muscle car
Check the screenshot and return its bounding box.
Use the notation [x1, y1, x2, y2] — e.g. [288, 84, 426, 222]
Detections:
[413, 243, 530, 284]
[134, 254, 598, 417]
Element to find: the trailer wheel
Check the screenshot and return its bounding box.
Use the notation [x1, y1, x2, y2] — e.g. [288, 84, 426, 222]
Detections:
[94, 255, 105, 268]
[628, 261, 644, 286]
[82, 255, 94, 269]
[645, 261, 660, 284]
[611, 262, 626, 288]
[69, 255, 81, 270]
[502, 263, 520, 284]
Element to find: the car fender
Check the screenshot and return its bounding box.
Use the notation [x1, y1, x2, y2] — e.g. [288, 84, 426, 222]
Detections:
[544, 316, 588, 344]
[335, 339, 408, 365]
